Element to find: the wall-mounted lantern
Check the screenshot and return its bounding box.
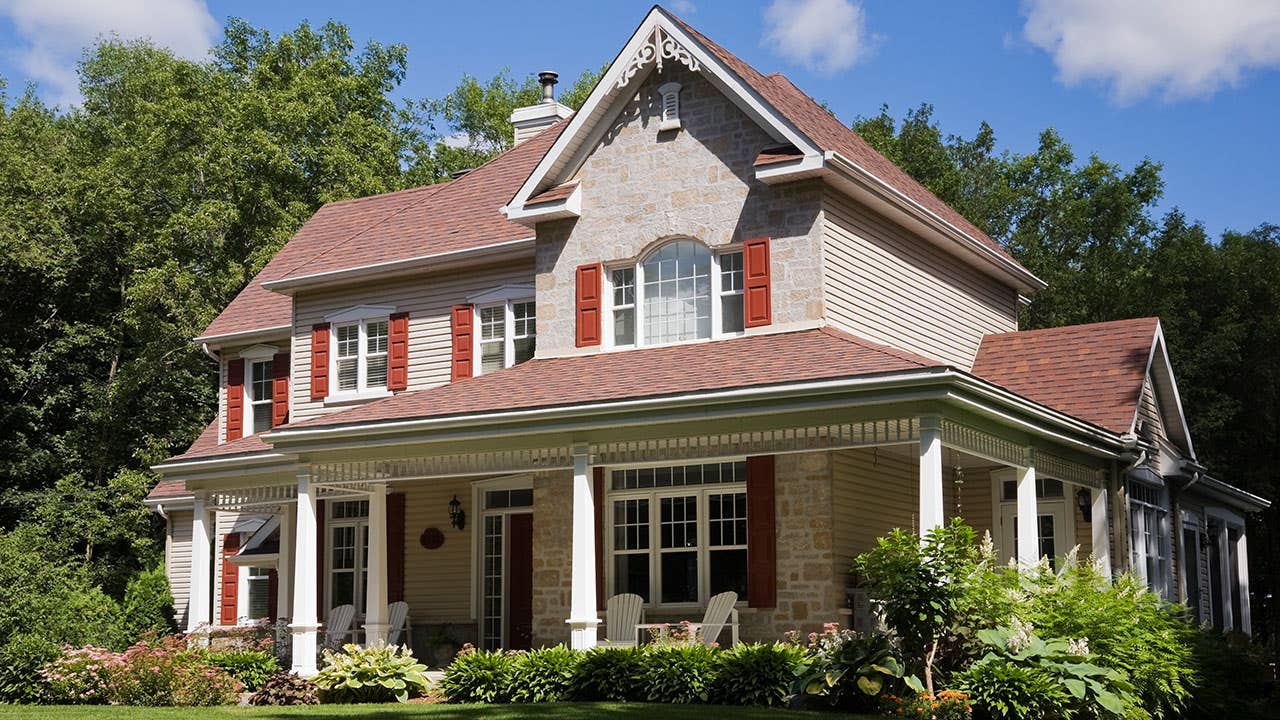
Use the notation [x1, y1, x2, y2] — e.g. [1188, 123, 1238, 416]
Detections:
[448, 495, 466, 530]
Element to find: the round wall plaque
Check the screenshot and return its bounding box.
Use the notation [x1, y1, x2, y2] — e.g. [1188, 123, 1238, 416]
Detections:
[419, 527, 445, 550]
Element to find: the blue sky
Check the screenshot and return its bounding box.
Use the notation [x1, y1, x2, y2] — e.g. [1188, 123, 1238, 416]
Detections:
[1, 0, 1277, 239]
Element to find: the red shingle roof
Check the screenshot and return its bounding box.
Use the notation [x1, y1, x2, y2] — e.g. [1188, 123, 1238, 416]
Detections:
[669, 15, 1024, 272]
[286, 327, 942, 430]
[158, 416, 275, 466]
[145, 479, 192, 501]
[971, 318, 1159, 434]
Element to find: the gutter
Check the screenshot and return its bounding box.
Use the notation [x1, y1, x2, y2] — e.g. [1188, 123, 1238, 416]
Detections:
[195, 325, 292, 348]
[151, 451, 297, 476]
[260, 238, 536, 294]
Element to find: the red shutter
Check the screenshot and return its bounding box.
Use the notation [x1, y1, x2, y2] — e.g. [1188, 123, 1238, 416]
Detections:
[450, 305, 474, 381]
[271, 352, 290, 427]
[743, 237, 772, 328]
[225, 359, 245, 441]
[387, 492, 406, 603]
[267, 569, 279, 622]
[316, 499, 326, 618]
[593, 467, 605, 609]
[576, 263, 603, 347]
[388, 312, 409, 391]
[310, 324, 330, 400]
[219, 533, 242, 625]
[746, 455, 777, 608]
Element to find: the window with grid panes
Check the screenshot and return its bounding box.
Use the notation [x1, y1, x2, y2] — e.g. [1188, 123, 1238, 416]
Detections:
[476, 300, 536, 374]
[333, 319, 388, 393]
[249, 360, 273, 434]
[611, 242, 745, 347]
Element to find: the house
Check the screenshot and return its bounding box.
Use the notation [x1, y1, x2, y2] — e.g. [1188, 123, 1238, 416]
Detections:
[143, 6, 1268, 676]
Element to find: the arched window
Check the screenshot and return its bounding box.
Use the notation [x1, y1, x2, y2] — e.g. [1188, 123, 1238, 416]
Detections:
[609, 239, 744, 347]
[642, 240, 712, 343]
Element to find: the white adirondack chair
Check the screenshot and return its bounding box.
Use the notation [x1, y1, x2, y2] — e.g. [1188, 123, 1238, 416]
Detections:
[386, 601, 411, 647]
[600, 593, 645, 647]
[323, 604, 355, 650]
[696, 591, 740, 647]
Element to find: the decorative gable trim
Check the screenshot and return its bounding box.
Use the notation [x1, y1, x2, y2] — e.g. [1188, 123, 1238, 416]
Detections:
[1135, 323, 1195, 459]
[467, 283, 537, 305]
[237, 344, 281, 361]
[324, 304, 397, 324]
[504, 6, 821, 219]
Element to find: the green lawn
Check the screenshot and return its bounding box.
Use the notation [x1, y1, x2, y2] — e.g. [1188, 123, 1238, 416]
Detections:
[0, 704, 878, 719]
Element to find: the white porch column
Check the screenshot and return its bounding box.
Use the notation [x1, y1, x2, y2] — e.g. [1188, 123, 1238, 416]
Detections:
[290, 470, 320, 677]
[187, 494, 212, 633]
[1015, 464, 1038, 568]
[277, 504, 294, 622]
[1090, 486, 1112, 578]
[364, 483, 390, 645]
[1236, 531, 1251, 635]
[1217, 525, 1233, 631]
[566, 445, 600, 649]
[918, 417, 945, 537]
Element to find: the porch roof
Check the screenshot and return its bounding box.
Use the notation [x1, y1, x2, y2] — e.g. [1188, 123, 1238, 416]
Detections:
[276, 327, 942, 433]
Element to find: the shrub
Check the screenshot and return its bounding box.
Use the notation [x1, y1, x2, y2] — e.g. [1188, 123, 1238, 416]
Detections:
[313, 642, 429, 703]
[571, 646, 647, 702]
[39, 645, 118, 705]
[882, 690, 973, 719]
[639, 644, 718, 704]
[1184, 629, 1276, 720]
[952, 655, 1071, 720]
[204, 648, 279, 691]
[108, 634, 241, 706]
[710, 642, 807, 707]
[0, 634, 61, 704]
[119, 567, 176, 642]
[792, 625, 904, 710]
[440, 645, 514, 703]
[505, 645, 580, 703]
[248, 671, 320, 706]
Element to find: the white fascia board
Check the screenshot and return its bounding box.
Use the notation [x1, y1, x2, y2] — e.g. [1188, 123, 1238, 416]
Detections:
[143, 496, 195, 509]
[260, 238, 536, 294]
[823, 152, 1046, 294]
[1197, 477, 1271, 512]
[502, 185, 582, 227]
[754, 154, 827, 183]
[1145, 324, 1196, 459]
[507, 7, 820, 213]
[151, 451, 296, 476]
[195, 325, 292, 348]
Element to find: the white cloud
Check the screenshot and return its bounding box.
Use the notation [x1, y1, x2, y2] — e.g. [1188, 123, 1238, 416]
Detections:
[1022, 0, 1280, 103]
[762, 0, 878, 73]
[669, 0, 697, 16]
[0, 0, 217, 108]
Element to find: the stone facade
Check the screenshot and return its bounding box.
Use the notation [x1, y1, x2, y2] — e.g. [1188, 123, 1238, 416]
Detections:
[534, 64, 825, 356]
[529, 469, 574, 648]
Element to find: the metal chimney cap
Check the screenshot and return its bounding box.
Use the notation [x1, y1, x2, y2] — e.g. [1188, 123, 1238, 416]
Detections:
[538, 70, 559, 103]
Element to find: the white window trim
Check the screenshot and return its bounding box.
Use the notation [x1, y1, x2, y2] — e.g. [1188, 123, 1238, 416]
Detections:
[605, 241, 745, 350]
[472, 298, 535, 376]
[326, 313, 393, 403]
[603, 459, 750, 611]
[325, 502, 369, 631]
[244, 358, 274, 437]
[988, 468, 1076, 565]
[1127, 480, 1173, 598]
[236, 564, 274, 625]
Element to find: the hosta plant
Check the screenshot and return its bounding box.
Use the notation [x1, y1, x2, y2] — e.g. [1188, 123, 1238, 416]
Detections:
[792, 624, 904, 709]
[710, 642, 808, 707]
[312, 642, 429, 703]
[505, 645, 580, 703]
[571, 646, 647, 702]
[439, 644, 513, 703]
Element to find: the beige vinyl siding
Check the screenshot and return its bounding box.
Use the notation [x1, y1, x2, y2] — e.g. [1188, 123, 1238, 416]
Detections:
[1137, 375, 1165, 439]
[400, 478, 474, 623]
[291, 261, 533, 422]
[949, 470, 995, 540]
[167, 510, 194, 629]
[832, 447, 918, 563]
[821, 191, 1018, 369]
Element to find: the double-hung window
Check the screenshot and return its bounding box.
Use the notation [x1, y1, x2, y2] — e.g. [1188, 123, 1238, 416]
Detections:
[476, 299, 536, 375]
[1128, 481, 1172, 598]
[329, 313, 389, 397]
[607, 461, 748, 606]
[609, 240, 744, 347]
[247, 360, 273, 435]
[244, 566, 272, 621]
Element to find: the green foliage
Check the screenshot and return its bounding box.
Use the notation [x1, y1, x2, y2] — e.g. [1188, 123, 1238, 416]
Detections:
[792, 627, 904, 710]
[952, 655, 1071, 720]
[570, 646, 647, 702]
[0, 634, 61, 704]
[439, 645, 514, 703]
[709, 642, 807, 707]
[312, 643, 429, 704]
[106, 635, 242, 706]
[247, 671, 320, 706]
[639, 644, 718, 704]
[203, 648, 279, 691]
[505, 645, 580, 703]
[1183, 630, 1276, 720]
[120, 566, 176, 642]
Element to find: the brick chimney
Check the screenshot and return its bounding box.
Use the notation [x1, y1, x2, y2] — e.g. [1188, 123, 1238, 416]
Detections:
[510, 71, 572, 145]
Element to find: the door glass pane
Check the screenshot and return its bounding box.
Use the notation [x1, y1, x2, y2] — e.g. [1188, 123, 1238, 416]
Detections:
[482, 515, 504, 649]
[1038, 514, 1056, 569]
[660, 551, 697, 603]
[709, 549, 747, 597]
[614, 554, 650, 602]
[332, 571, 354, 608]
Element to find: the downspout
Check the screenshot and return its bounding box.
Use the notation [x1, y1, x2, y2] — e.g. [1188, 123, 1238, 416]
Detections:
[156, 503, 169, 521]
[201, 342, 220, 363]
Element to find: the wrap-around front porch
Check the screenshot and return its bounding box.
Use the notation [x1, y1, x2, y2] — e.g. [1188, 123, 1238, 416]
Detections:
[181, 392, 1122, 677]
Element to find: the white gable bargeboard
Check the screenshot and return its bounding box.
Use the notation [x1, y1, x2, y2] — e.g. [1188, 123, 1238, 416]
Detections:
[533, 63, 826, 354]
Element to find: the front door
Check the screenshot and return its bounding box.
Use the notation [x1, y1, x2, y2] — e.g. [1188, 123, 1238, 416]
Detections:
[999, 502, 1071, 568]
[507, 513, 534, 650]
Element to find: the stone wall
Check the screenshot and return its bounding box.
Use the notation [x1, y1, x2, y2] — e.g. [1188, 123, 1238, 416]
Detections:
[529, 469, 573, 648]
[534, 63, 825, 355]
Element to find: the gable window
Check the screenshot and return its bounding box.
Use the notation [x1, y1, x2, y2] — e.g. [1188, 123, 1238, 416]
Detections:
[333, 318, 388, 394]
[609, 240, 745, 347]
[476, 299, 536, 375]
[247, 360, 274, 435]
[607, 461, 747, 606]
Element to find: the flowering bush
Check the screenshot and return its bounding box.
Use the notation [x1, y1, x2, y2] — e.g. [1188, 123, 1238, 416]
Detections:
[40, 645, 118, 704]
[882, 690, 973, 719]
[107, 634, 242, 706]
